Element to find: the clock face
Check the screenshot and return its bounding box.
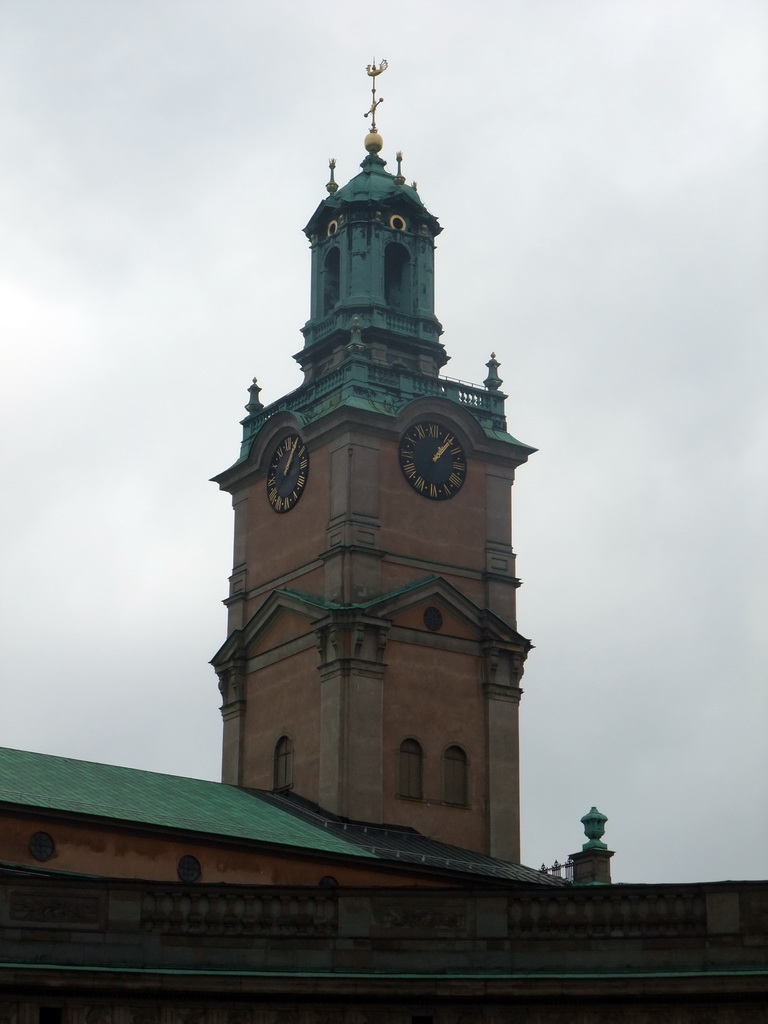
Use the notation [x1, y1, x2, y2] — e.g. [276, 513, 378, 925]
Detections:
[267, 434, 309, 513]
[399, 421, 467, 500]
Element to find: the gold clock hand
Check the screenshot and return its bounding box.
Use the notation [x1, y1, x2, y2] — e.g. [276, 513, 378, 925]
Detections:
[432, 436, 454, 462]
[284, 437, 299, 474]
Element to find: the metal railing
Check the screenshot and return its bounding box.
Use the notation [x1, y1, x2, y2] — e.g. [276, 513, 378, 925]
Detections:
[540, 858, 574, 882]
[237, 355, 510, 462]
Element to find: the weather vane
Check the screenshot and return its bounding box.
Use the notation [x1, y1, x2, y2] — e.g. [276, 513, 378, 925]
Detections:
[364, 58, 388, 134]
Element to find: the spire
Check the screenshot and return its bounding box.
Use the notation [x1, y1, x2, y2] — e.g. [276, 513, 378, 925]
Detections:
[298, 60, 447, 378]
[219, 62, 535, 469]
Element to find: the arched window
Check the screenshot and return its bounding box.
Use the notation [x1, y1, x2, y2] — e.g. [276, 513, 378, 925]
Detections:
[443, 745, 468, 806]
[398, 738, 423, 799]
[323, 246, 340, 314]
[384, 242, 411, 311]
[273, 735, 293, 791]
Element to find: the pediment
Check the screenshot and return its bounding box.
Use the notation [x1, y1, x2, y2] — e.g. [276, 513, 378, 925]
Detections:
[365, 575, 531, 650]
[211, 589, 327, 668]
[211, 577, 530, 672]
[250, 610, 315, 657]
[392, 600, 476, 641]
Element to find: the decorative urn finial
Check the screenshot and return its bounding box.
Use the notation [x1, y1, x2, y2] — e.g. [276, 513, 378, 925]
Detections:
[484, 352, 503, 391]
[245, 377, 263, 413]
[580, 806, 608, 850]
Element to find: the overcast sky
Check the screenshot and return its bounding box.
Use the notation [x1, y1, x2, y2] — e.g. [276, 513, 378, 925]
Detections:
[1, 0, 765, 884]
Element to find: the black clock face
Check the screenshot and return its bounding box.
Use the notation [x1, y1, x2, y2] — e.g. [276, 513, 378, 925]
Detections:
[267, 434, 309, 513]
[399, 422, 467, 500]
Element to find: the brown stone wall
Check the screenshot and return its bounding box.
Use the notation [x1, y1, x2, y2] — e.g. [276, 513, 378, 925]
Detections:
[239, 441, 332, 597]
[0, 812, 454, 888]
[240, 646, 321, 797]
[377, 433, 489, 572]
[380, 640, 488, 851]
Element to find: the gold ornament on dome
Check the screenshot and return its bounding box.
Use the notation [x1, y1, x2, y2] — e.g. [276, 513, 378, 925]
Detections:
[364, 57, 388, 145]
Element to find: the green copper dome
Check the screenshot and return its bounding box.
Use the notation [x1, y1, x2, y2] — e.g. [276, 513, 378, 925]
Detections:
[332, 153, 423, 205]
[303, 152, 440, 237]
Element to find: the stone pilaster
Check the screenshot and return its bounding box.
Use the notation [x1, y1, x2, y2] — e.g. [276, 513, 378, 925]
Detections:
[316, 615, 389, 821]
[217, 659, 246, 786]
[482, 644, 526, 862]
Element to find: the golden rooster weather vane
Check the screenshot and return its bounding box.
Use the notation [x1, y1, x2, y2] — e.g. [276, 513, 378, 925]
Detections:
[364, 58, 388, 134]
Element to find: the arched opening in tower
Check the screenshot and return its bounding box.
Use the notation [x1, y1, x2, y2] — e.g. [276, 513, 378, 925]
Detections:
[323, 247, 340, 314]
[384, 242, 411, 311]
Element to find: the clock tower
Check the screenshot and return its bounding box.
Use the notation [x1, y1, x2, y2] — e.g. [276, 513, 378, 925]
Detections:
[212, 70, 535, 861]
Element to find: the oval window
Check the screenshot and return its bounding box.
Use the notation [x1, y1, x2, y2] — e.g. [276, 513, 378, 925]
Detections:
[29, 831, 55, 861]
[177, 854, 202, 883]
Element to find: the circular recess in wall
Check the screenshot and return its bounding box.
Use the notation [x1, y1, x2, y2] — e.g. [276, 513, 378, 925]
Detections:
[319, 875, 338, 888]
[29, 831, 55, 861]
[326, 219, 338, 236]
[389, 214, 406, 231]
[423, 606, 443, 632]
[177, 855, 202, 883]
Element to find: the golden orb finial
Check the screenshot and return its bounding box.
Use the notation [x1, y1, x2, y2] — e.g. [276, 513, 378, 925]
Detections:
[364, 132, 383, 154]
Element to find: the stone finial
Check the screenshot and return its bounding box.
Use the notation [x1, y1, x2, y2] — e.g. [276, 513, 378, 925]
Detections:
[484, 352, 502, 391]
[571, 807, 613, 884]
[245, 378, 263, 414]
[581, 806, 608, 850]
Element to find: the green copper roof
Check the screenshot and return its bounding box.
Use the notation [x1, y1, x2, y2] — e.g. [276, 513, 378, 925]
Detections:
[303, 153, 435, 238]
[0, 746, 557, 885]
[0, 746, 370, 858]
[331, 153, 424, 207]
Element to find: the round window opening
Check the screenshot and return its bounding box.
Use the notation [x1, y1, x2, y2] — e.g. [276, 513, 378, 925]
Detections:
[423, 606, 443, 632]
[29, 831, 55, 862]
[389, 214, 406, 231]
[177, 854, 202, 883]
[326, 219, 338, 236]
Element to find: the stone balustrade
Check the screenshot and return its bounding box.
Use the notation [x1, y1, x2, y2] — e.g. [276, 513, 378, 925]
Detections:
[506, 889, 707, 939]
[140, 889, 337, 936]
